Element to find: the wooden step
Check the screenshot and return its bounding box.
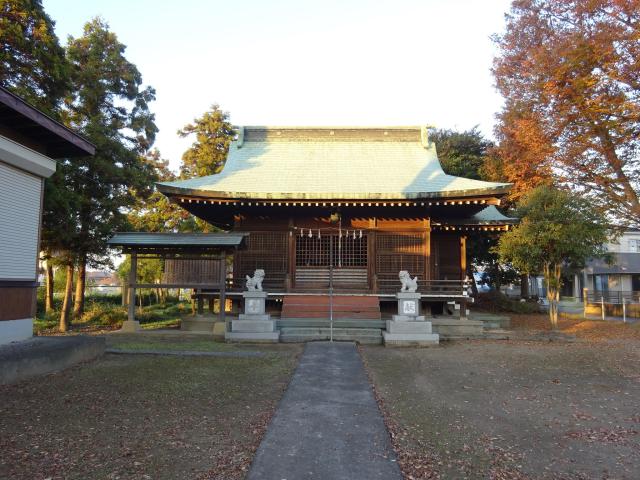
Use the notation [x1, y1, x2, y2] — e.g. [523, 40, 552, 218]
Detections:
[279, 327, 383, 344]
[277, 318, 386, 329]
[282, 295, 381, 320]
[283, 296, 379, 306]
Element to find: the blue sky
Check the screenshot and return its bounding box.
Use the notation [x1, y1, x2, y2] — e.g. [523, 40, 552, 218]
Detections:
[44, 0, 513, 171]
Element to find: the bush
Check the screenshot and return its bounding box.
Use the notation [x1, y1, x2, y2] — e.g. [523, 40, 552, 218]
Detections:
[80, 303, 127, 327]
[474, 291, 540, 314]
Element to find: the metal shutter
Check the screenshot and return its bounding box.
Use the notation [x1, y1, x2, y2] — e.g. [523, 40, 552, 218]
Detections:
[0, 162, 42, 280]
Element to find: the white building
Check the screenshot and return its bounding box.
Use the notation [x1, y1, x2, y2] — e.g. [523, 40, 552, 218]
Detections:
[0, 87, 94, 344]
[582, 230, 640, 296]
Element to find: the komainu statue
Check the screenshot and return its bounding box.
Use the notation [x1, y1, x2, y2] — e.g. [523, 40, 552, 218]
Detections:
[399, 270, 418, 293]
[245, 269, 265, 291]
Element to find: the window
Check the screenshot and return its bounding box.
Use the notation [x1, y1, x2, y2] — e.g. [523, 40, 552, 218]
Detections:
[593, 275, 608, 292]
[628, 238, 640, 252]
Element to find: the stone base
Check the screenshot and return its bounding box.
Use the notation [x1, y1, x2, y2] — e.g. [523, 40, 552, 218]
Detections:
[391, 314, 427, 322]
[212, 321, 226, 339]
[225, 331, 280, 343]
[231, 319, 277, 333]
[384, 318, 439, 346]
[386, 320, 432, 334]
[239, 313, 271, 321]
[383, 331, 439, 346]
[431, 317, 484, 338]
[181, 315, 216, 332]
[227, 305, 278, 342]
[120, 320, 141, 333]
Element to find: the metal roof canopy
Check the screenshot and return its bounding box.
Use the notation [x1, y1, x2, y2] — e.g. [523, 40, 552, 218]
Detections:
[107, 232, 248, 254]
[0, 86, 95, 158]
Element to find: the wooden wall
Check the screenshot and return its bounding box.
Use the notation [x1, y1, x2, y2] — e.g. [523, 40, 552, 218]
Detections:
[233, 213, 465, 289]
[0, 284, 36, 320]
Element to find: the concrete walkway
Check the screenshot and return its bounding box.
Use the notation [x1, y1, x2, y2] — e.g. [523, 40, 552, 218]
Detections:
[248, 341, 402, 480]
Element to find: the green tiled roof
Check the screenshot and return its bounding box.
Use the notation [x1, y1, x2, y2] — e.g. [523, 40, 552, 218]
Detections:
[469, 206, 517, 224]
[157, 126, 511, 200]
[441, 206, 517, 226]
[107, 232, 248, 248]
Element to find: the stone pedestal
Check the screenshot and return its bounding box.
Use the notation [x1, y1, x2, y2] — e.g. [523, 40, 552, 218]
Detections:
[120, 320, 141, 333]
[180, 315, 226, 338]
[383, 292, 439, 346]
[226, 291, 279, 342]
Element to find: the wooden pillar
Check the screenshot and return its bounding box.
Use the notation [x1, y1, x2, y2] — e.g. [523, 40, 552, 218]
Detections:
[368, 229, 376, 291]
[460, 235, 468, 320]
[460, 235, 467, 280]
[197, 290, 204, 315]
[288, 218, 295, 291]
[219, 252, 227, 324]
[459, 297, 467, 320]
[424, 218, 431, 281]
[128, 253, 137, 321]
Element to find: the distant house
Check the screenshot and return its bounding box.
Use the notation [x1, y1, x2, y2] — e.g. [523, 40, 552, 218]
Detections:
[582, 230, 640, 296]
[86, 271, 121, 295]
[526, 230, 640, 301]
[0, 87, 94, 344]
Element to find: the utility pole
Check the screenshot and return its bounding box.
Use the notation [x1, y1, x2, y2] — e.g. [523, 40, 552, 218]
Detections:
[329, 234, 334, 342]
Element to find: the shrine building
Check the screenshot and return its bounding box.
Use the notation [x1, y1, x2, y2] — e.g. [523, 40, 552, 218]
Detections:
[143, 126, 514, 335]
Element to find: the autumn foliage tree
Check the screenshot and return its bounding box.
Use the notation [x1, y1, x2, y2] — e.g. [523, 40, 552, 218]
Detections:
[493, 0, 640, 224]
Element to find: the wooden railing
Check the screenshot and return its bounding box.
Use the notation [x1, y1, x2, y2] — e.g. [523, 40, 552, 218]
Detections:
[225, 271, 469, 297]
[227, 272, 288, 292]
[587, 290, 640, 304]
[374, 274, 469, 296]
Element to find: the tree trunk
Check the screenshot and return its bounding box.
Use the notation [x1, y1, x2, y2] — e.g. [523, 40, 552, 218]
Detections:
[59, 263, 75, 332]
[520, 273, 529, 299]
[544, 263, 562, 330]
[45, 261, 55, 313]
[73, 257, 86, 319]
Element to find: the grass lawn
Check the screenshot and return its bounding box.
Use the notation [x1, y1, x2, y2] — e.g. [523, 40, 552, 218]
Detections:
[106, 334, 241, 353]
[0, 336, 302, 480]
[34, 301, 192, 335]
[362, 318, 640, 479]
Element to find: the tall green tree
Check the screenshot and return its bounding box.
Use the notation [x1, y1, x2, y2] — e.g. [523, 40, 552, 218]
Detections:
[178, 105, 235, 178]
[56, 18, 157, 326]
[128, 149, 200, 233]
[0, 0, 70, 114]
[432, 127, 494, 180]
[0, 0, 73, 313]
[496, 186, 610, 328]
[493, 0, 640, 226]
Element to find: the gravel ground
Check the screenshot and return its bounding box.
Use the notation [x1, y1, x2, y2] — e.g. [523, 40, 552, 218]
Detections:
[362, 335, 640, 479]
[0, 337, 302, 480]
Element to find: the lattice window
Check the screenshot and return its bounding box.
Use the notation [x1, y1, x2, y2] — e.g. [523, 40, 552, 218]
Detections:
[163, 259, 223, 284]
[295, 234, 367, 268]
[375, 233, 426, 275]
[235, 231, 288, 278]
